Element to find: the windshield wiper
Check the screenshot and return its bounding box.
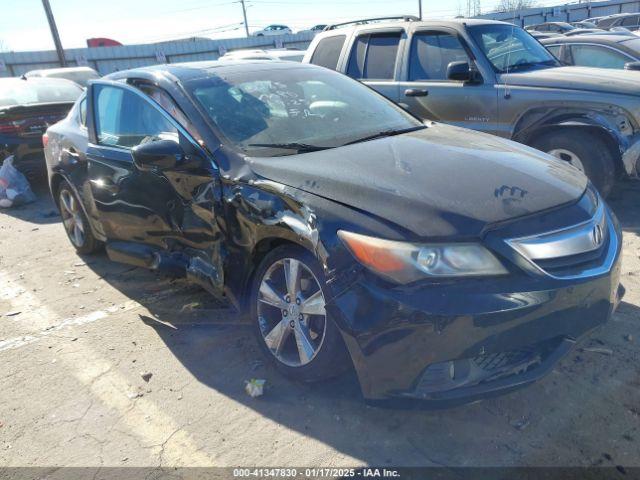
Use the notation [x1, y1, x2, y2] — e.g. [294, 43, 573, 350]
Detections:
[504, 60, 556, 72]
[342, 126, 426, 146]
[247, 142, 330, 153]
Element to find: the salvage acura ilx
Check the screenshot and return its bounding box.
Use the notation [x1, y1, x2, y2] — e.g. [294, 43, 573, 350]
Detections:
[44, 61, 623, 406]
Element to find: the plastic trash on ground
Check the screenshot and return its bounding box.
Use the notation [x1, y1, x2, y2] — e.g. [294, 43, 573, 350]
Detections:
[0, 156, 36, 208]
[245, 378, 266, 398]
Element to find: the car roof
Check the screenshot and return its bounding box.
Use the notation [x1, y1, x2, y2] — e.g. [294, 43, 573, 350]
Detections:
[106, 60, 317, 83]
[540, 34, 635, 44]
[0, 76, 82, 87]
[323, 18, 508, 34]
[26, 66, 97, 76]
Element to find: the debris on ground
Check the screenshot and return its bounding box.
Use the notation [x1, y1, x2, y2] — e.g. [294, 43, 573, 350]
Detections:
[624, 334, 634, 342]
[510, 416, 531, 431]
[4, 311, 21, 317]
[245, 378, 266, 398]
[140, 372, 153, 383]
[126, 391, 143, 400]
[583, 347, 614, 356]
[0, 156, 36, 208]
[180, 302, 201, 312]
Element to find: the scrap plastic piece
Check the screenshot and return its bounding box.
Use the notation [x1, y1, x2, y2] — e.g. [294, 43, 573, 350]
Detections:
[245, 378, 266, 398]
[0, 156, 36, 208]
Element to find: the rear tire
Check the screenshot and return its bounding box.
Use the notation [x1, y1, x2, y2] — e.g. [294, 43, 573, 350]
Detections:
[57, 181, 100, 255]
[250, 244, 350, 382]
[530, 130, 616, 197]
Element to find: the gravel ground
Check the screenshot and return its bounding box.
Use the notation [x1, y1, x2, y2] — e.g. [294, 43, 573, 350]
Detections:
[0, 178, 639, 470]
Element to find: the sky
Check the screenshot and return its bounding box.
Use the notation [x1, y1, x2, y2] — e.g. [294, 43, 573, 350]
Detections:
[0, 0, 558, 51]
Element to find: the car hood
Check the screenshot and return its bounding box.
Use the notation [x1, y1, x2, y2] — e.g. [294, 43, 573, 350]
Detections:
[246, 124, 587, 238]
[500, 66, 640, 96]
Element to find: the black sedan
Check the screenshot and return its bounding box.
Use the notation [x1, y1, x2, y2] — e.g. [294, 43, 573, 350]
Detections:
[44, 61, 623, 406]
[541, 34, 640, 70]
[1, 77, 82, 178]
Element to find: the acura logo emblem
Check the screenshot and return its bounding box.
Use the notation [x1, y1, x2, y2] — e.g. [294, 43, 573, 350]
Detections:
[592, 224, 604, 247]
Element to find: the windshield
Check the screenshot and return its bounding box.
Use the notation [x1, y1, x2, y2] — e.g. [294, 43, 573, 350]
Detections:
[186, 67, 423, 157]
[469, 24, 559, 73]
[0, 78, 82, 108]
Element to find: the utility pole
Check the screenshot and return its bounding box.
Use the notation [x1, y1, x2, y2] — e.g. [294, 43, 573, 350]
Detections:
[240, 0, 250, 37]
[418, 0, 423, 19]
[41, 0, 66, 67]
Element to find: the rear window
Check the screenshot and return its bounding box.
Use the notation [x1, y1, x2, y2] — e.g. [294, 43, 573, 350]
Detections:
[0, 79, 82, 108]
[346, 32, 401, 80]
[310, 35, 346, 70]
[621, 15, 640, 27]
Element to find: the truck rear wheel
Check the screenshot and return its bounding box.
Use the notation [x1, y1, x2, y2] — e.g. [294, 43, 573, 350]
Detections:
[531, 130, 616, 197]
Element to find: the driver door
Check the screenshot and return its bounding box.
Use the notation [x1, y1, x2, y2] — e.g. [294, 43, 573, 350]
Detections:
[85, 81, 222, 256]
[397, 29, 499, 135]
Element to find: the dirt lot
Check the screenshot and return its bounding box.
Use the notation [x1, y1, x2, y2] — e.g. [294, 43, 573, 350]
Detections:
[1, 178, 639, 470]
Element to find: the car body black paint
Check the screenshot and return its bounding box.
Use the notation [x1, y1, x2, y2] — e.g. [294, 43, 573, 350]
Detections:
[44, 61, 623, 405]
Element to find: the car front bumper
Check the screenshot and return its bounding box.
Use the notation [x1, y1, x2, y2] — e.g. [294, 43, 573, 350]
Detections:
[326, 213, 623, 407]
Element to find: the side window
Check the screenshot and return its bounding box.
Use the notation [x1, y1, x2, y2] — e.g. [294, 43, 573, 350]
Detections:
[94, 85, 178, 149]
[409, 32, 471, 81]
[346, 32, 401, 80]
[621, 15, 639, 27]
[79, 96, 87, 126]
[569, 45, 630, 69]
[310, 35, 346, 70]
[546, 45, 562, 59]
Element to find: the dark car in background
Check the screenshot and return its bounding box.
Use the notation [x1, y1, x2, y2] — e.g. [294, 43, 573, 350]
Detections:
[0, 77, 82, 178]
[541, 34, 640, 70]
[526, 21, 603, 36]
[597, 13, 640, 31]
[526, 22, 577, 34]
[305, 17, 640, 196]
[44, 61, 623, 406]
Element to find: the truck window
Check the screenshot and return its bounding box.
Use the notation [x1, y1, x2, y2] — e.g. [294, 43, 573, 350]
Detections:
[546, 45, 562, 59]
[409, 32, 470, 81]
[346, 33, 401, 80]
[569, 44, 630, 69]
[310, 35, 346, 70]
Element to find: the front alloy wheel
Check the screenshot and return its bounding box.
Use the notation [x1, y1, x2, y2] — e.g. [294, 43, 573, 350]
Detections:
[251, 245, 350, 382]
[257, 258, 327, 367]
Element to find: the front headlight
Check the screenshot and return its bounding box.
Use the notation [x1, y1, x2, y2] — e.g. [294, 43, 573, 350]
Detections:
[338, 230, 508, 284]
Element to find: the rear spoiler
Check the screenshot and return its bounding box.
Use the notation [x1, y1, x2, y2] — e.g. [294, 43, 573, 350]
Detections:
[0, 101, 76, 115]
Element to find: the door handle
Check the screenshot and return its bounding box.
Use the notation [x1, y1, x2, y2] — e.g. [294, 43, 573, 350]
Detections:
[404, 88, 429, 97]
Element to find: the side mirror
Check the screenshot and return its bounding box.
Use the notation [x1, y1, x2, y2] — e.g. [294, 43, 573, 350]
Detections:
[447, 61, 473, 82]
[625, 61, 640, 71]
[132, 139, 184, 171]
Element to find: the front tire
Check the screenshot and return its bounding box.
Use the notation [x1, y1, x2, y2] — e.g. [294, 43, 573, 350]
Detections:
[57, 181, 100, 255]
[250, 245, 350, 382]
[530, 130, 616, 197]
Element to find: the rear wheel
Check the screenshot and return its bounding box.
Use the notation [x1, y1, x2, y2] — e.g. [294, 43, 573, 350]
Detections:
[57, 181, 100, 255]
[250, 245, 350, 382]
[530, 130, 616, 197]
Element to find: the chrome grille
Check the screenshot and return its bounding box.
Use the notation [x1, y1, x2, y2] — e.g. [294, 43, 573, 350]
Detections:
[506, 202, 617, 279]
